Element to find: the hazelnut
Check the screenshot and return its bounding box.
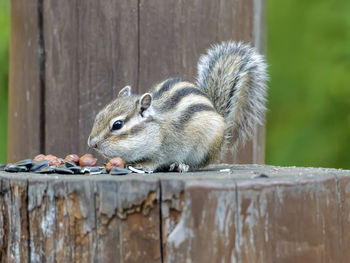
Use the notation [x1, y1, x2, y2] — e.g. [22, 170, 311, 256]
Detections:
[105, 157, 125, 172]
[79, 154, 98, 167]
[44, 154, 62, 166]
[33, 154, 46, 162]
[64, 154, 80, 165]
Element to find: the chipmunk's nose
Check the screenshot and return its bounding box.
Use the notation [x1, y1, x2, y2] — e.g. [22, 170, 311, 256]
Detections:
[87, 136, 97, 148]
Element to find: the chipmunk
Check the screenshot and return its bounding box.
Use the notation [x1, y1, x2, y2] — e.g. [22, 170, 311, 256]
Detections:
[88, 41, 267, 172]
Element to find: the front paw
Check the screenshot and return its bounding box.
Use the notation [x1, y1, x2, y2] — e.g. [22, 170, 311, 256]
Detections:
[169, 162, 189, 173]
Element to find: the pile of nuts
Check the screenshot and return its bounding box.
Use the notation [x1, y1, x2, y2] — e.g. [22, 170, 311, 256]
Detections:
[0, 153, 133, 176]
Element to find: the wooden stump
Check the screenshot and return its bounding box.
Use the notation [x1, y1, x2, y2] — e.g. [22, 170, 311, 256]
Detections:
[1, 165, 350, 262]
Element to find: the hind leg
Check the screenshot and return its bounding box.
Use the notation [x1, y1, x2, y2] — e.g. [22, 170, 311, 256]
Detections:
[169, 162, 190, 173]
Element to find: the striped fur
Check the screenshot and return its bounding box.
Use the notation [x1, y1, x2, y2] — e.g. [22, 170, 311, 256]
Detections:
[88, 41, 267, 171]
[196, 41, 268, 149]
[88, 77, 225, 171]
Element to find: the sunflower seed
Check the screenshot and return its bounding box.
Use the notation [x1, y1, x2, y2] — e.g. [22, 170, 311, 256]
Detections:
[38, 166, 56, 174]
[64, 161, 76, 168]
[110, 167, 131, 175]
[55, 167, 74, 174]
[15, 159, 33, 168]
[5, 164, 27, 173]
[30, 160, 50, 172]
[69, 166, 83, 174]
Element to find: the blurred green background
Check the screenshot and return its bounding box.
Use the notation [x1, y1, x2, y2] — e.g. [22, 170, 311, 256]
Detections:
[0, 0, 9, 163]
[266, 0, 350, 168]
[0, 0, 349, 168]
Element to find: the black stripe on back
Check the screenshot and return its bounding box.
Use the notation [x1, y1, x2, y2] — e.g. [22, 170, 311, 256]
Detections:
[153, 77, 185, 99]
[176, 103, 215, 130]
[160, 87, 207, 112]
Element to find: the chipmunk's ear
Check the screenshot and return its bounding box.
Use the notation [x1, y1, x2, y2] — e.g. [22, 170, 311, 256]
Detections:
[139, 93, 152, 117]
[118, 85, 131, 97]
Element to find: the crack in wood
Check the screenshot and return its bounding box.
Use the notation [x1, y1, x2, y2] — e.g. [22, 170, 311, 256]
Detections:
[158, 180, 164, 263]
[25, 180, 31, 263]
[37, 0, 46, 154]
[335, 174, 344, 263]
[234, 181, 242, 263]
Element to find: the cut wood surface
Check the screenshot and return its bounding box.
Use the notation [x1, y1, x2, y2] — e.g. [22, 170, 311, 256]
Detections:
[8, 0, 266, 164]
[1, 165, 350, 263]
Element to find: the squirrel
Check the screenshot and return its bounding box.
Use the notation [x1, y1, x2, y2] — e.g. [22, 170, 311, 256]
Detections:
[88, 41, 267, 172]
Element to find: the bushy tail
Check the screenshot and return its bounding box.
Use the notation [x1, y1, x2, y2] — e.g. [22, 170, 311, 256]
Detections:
[196, 41, 267, 148]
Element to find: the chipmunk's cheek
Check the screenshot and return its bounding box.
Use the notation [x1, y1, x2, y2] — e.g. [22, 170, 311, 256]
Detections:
[98, 141, 109, 152]
[98, 140, 119, 158]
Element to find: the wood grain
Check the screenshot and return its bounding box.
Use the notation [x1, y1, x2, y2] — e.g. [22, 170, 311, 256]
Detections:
[1, 175, 161, 263]
[8, 0, 42, 162]
[138, 0, 254, 89]
[2, 165, 349, 262]
[161, 165, 349, 263]
[43, 0, 139, 159]
[0, 177, 29, 262]
[162, 179, 239, 262]
[237, 176, 341, 262]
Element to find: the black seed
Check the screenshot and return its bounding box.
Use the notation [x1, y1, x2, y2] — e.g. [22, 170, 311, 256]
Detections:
[30, 160, 50, 172]
[87, 166, 102, 173]
[68, 166, 83, 174]
[100, 168, 108, 174]
[255, 173, 269, 178]
[81, 167, 89, 174]
[110, 167, 131, 175]
[15, 159, 33, 168]
[55, 167, 74, 174]
[0, 163, 6, 171]
[65, 161, 76, 168]
[89, 168, 108, 175]
[5, 164, 27, 173]
[38, 166, 56, 174]
[81, 166, 104, 174]
[18, 166, 28, 172]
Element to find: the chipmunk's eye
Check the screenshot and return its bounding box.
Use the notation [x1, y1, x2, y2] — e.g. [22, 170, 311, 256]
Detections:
[111, 120, 124, 131]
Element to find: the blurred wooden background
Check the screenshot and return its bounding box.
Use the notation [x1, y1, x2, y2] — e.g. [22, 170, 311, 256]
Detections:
[8, 0, 266, 164]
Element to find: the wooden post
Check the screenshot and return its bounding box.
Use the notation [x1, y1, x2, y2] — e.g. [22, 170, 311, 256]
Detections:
[8, 0, 42, 162]
[1, 165, 350, 262]
[8, 0, 266, 164]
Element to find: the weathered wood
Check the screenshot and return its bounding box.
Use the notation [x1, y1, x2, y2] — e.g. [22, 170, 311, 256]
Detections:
[9, 0, 266, 164]
[1, 165, 350, 262]
[8, 0, 42, 162]
[1, 174, 161, 263]
[236, 175, 341, 262]
[162, 179, 239, 262]
[138, 0, 254, 88]
[335, 175, 350, 262]
[0, 177, 29, 262]
[160, 165, 350, 263]
[43, 0, 139, 158]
